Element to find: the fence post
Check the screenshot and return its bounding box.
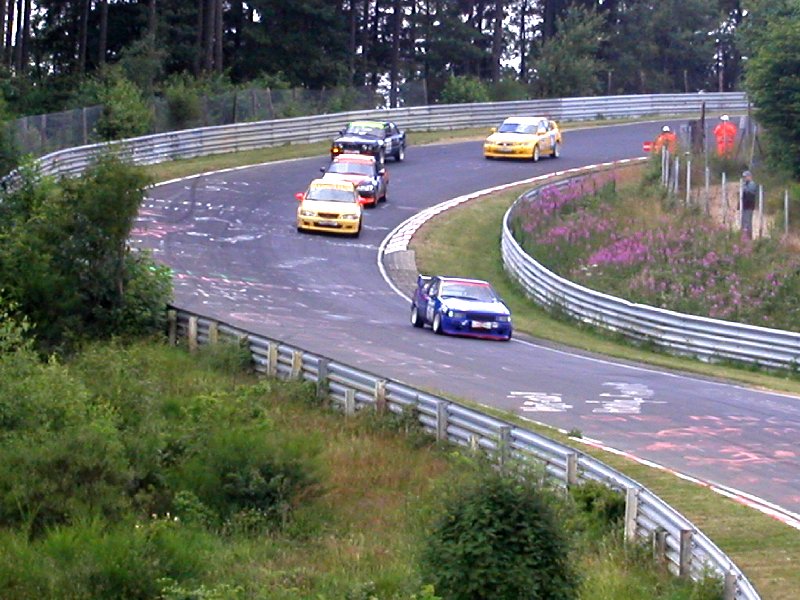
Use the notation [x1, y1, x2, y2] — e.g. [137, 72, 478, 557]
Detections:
[208, 321, 219, 344]
[267, 342, 278, 378]
[435, 400, 448, 441]
[785, 190, 790, 236]
[290, 349, 303, 380]
[187, 316, 198, 353]
[498, 425, 512, 469]
[704, 166, 710, 214]
[721, 172, 728, 227]
[685, 153, 691, 205]
[374, 379, 387, 414]
[652, 527, 668, 564]
[679, 529, 693, 578]
[672, 157, 680, 196]
[566, 453, 578, 486]
[316, 358, 329, 403]
[624, 487, 639, 542]
[661, 149, 668, 187]
[723, 572, 737, 600]
[344, 389, 356, 416]
[758, 185, 764, 239]
[167, 309, 177, 346]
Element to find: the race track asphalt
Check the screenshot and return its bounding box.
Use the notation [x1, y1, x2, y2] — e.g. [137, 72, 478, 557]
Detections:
[133, 120, 800, 519]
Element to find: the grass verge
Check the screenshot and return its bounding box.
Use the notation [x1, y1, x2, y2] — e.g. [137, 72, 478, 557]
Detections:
[409, 180, 800, 600]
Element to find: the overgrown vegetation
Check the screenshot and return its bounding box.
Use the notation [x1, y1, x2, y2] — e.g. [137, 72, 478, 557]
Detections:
[510, 167, 800, 331]
[0, 326, 725, 599]
[0, 155, 172, 354]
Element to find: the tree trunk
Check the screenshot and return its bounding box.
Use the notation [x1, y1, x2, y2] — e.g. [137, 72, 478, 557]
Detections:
[98, 0, 108, 65]
[194, 0, 204, 75]
[542, 0, 564, 41]
[0, 0, 6, 60]
[360, 0, 370, 85]
[4, 0, 13, 66]
[214, 0, 223, 72]
[20, 0, 30, 71]
[491, 0, 503, 82]
[389, 0, 400, 107]
[203, 0, 215, 72]
[348, 0, 356, 82]
[77, 0, 89, 74]
[12, 0, 22, 72]
[519, 0, 527, 81]
[148, 0, 157, 38]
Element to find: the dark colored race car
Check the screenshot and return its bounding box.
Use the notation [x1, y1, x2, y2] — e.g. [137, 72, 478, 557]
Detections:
[410, 275, 512, 341]
[330, 120, 407, 162]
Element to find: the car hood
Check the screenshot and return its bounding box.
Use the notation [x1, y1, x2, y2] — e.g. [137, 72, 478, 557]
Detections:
[485, 132, 538, 144]
[322, 173, 371, 186]
[440, 298, 510, 316]
[335, 135, 383, 145]
[300, 199, 361, 214]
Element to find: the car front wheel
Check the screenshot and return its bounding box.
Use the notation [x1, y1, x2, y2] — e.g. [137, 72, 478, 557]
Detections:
[432, 312, 443, 334]
[394, 144, 405, 162]
[411, 304, 424, 327]
[532, 144, 540, 162]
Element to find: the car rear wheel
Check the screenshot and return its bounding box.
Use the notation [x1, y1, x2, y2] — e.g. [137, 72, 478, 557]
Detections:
[532, 144, 540, 162]
[551, 142, 560, 158]
[432, 312, 443, 334]
[410, 304, 424, 328]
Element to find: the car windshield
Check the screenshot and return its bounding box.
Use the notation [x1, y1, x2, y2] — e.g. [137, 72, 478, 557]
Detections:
[497, 122, 537, 134]
[327, 162, 374, 177]
[306, 188, 356, 203]
[345, 124, 383, 138]
[440, 282, 497, 302]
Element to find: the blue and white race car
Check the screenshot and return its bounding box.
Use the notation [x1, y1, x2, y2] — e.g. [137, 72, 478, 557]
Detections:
[410, 275, 512, 341]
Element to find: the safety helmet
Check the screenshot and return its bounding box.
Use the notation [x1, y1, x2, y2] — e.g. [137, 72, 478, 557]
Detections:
[720, 114, 730, 121]
[662, 125, 670, 133]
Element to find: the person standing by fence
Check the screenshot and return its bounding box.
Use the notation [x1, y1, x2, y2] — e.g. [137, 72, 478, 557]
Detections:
[713, 114, 738, 158]
[653, 125, 678, 154]
[741, 170, 758, 239]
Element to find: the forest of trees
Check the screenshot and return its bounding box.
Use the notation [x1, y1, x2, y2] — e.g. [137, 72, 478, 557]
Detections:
[0, 0, 752, 116]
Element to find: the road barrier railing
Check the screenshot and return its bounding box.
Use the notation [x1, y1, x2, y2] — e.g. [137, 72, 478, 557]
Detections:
[168, 308, 759, 600]
[501, 168, 800, 370]
[13, 92, 747, 184]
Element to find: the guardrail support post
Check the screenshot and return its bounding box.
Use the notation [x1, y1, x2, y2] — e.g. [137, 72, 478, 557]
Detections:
[652, 527, 667, 564]
[208, 321, 219, 345]
[290, 349, 303, 380]
[167, 309, 177, 346]
[316, 358, 329, 403]
[624, 487, 639, 543]
[566, 453, 578, 486]
[344, 389, 356, 416]
[267, 342, 278, 378]
[723, 571, 737, 600]
[374, 379, 387, 414]
[188, 316, 198, 353]
[498, 425, 512, 469]
[435, 401, 448, 441]
[679, 529, 693, 578]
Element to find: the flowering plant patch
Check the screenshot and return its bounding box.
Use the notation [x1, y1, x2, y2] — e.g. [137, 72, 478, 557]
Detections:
[510, 173, 800, 331]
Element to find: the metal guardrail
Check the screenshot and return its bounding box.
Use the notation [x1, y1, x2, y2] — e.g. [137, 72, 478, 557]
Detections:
[169, 308, 758, 600]
[18, 92, 748, 183]
[501, 170, 800, 370]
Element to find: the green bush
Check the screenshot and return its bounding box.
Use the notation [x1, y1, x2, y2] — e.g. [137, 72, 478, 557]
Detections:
[164, 75, 203, 130]
[95, 72, 153, 140]
[568, 480, 626, 540]
[420, 463, 579, 600]
[438, 76, 490, 104]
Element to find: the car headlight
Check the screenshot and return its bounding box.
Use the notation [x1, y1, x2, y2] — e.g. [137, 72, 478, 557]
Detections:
[341, 213, 360, 220]
[496, 315, 511, 322]
[299, 209, 316, 217]
[447, 310, 467, 319]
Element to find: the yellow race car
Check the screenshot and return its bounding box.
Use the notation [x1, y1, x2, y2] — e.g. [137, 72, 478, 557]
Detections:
[483, 116, 562, 161]
[295, 179, 363, 237]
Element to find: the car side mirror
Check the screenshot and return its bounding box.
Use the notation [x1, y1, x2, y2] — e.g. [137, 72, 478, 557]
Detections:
[490, 127, 497, 133]
[320, 166, 326, 173]
[294, 192, 304, 201]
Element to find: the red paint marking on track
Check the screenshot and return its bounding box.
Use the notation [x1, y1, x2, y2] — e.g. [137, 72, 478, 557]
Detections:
[575, 437, 800, 531]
